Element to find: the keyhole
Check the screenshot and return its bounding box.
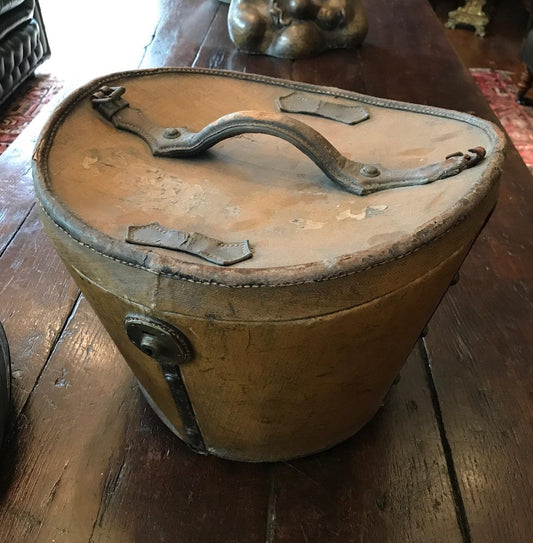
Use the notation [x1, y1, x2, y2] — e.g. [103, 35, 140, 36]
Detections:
[140, 333, 161, 358]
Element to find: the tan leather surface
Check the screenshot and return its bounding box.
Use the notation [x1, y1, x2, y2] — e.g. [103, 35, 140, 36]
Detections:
[45, 72, 496, 273]
[34, 69, 503, 461]
[37, 177, 497, 321]
[38, 186, 495, 461]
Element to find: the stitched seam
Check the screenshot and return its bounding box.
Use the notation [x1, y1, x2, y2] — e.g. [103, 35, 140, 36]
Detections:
[116, 109, 157, 146]
[137, 224, 247, 249]
[39, 67, 504, 159]
[34, 67, 503, 288]
[38, 200, 467, 289]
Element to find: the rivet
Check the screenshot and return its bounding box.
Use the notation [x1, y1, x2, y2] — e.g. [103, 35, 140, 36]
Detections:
[360, 165, 380, 177]
[163, 128, 181, 139]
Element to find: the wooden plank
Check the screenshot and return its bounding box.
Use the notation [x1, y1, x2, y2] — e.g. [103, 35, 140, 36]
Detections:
[422, 145, 533, 542]
[0, 97, 66, 256]
[0, 164, 34, 257]
[348, 2, 533, 539]
[0, 297, 270, 543]
[0, 207, 79, 416]
[269, 346, 465, 543]
[356, 0, 496, 117]
[192, 4, 293, 78]
[0, 297, 132, 542]
[291, 47, 366, 91]
[89, 400, 270, 543]
[355, 0, 449, 102]
[140, 0, 221, 68]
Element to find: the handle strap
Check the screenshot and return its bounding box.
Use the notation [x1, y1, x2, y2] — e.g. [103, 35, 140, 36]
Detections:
[92, 86, 486, 196]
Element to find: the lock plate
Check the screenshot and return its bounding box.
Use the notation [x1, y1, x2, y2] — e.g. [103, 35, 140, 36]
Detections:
[124, 314, 205, 454]
[124, 314, 194, 365]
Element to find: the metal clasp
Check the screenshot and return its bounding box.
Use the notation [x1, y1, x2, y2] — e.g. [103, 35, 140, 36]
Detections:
[91, 85, 126, 104]
[125, 314, 193, 366]
[91, 86, 129, 120]
[124, 315, 206, 454]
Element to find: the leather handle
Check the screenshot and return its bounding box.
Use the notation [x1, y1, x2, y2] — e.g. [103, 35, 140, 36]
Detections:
[92, 85, 486, 196]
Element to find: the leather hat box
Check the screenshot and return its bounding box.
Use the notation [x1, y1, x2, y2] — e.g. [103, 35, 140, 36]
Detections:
[33, 68, 505, 462]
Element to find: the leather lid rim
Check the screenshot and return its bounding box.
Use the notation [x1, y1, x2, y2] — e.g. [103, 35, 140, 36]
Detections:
[32, 67, 506, 288]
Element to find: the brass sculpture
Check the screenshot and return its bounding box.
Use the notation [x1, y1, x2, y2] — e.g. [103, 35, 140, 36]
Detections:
[225, 0, 368, 58]
[445, 0, 489, 38]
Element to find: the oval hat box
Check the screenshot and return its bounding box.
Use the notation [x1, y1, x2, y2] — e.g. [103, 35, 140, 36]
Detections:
[33, 68, 505, 462]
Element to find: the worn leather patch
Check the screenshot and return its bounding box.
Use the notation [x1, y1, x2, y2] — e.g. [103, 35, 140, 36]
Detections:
[126, 223, 252, 266]
[277, 92, 370, 125]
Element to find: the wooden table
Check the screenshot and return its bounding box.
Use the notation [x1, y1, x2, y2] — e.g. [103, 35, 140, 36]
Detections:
[1, 1, 532, 541]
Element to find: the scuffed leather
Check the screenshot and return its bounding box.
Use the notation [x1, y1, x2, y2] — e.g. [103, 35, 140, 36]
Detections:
[277, 91, 370, 124]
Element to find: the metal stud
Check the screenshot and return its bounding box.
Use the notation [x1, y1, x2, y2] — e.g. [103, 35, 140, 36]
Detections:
[360, 165, 380, 177]
[163, 127, 181, 139]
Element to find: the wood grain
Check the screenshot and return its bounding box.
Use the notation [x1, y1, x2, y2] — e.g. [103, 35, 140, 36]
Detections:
[0, 296, 271, 543]
[0, 98, 65, 256]
[270, 346, 465, 543]
[0, 297, 132, 541]
[422, 146, 533, 542]
[355, 3, 533, 540]
[89, 402, 270, 543]
[140, 0, 221, 69]
[356, 0, 496, 116]
[290, 47, 365, 91]
[192, 4, 293, 78]
[0, 208, 79, 416]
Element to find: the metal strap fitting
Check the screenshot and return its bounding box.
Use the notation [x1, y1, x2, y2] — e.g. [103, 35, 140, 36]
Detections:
[91, 85, 126, 104]
[91, 86, 129, 120]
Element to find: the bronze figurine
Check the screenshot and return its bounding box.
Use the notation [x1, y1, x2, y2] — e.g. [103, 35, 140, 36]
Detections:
[225, 0, 368, 58]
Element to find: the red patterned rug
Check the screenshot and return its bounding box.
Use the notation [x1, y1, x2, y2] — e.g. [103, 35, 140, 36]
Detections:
[0, 75, 63, 155]
[470, 68, 533, 169]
